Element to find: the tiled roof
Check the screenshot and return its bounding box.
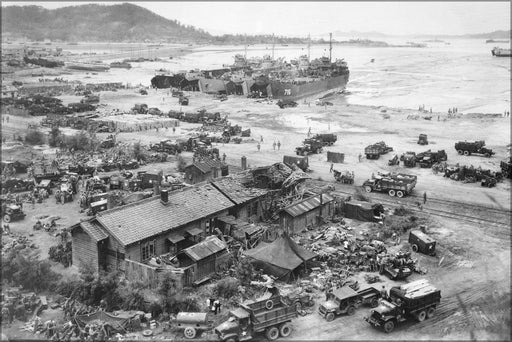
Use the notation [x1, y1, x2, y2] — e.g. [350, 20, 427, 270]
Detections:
[211, 176, 269, 205]
[187, 159, 225, 174]
[71, 219, 108, 242]
[96, 184, 234, 246]
[182, 235, 226, 262]
[283, 193, 335, 217]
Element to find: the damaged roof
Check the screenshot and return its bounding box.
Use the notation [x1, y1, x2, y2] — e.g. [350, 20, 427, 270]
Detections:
[283, 193, 335, 217]
[96, 184, 234, 246]
[181, 235, 227, 262]
[211, 176, 269, 205]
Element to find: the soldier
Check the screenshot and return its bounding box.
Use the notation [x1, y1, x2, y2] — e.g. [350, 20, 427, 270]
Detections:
[222, 153, 226, 162]
[358, 153, 362, 162]
[257, 143, 261, 151]
[273, 141, 276, 150]
[277, 140, 281, 150]
[380, 285, 388, 300]
[423, 191, 427, 204]
[329, 163, 333, 173]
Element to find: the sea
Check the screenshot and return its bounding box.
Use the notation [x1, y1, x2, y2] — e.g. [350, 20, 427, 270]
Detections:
[56, 38, 511, 114]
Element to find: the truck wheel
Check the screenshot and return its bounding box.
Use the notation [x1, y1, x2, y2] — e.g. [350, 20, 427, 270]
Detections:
[265, 327, 279, 341]
[370, 298, 379, 308]
[279, 323, 292, 337]
[183, 327, 196, 339]
[388, 190, 396, 196]
[325, 312, 335, 322]
[457, 150, 463, 155]
[383, 321, 395, 333]
[463, 151, 469, 156]
[265, 300, 274, 310]
[347, 306, 356, 316]
[412, 244, 419, 252]
[426, 307, 435, 318]
[364, 186, 372, 193]
[396, 191, 404, 198]
[416, 310, 427, 322]
[3, 214, 11, 223]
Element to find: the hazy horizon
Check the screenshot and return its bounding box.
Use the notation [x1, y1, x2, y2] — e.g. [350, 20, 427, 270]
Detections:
[2, 1, 510, 38]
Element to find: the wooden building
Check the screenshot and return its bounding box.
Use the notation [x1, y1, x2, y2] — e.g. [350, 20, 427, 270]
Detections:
[184, 159, 228, 184]
[69, 184, 235, 274]
[279, 193, 335, 234]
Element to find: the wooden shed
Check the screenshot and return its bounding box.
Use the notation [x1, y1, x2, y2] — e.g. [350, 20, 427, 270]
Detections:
[279, 193, 335, 234]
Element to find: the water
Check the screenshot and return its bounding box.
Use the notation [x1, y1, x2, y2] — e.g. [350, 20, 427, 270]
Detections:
[58, 39, 511, 113]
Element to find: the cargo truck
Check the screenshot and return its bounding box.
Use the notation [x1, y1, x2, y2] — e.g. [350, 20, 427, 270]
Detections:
[214, 295, 297, 341]
[364, 279, 441, 333]
[318, 286, 381, 322]
[312, 133, 338, 146]
[362, 173, 417, 197]
[364, 141, 394, 160]
[454, 140, 494, 157]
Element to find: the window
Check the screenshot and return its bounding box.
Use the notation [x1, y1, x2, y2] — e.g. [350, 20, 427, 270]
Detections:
[141, 240, 156, 261]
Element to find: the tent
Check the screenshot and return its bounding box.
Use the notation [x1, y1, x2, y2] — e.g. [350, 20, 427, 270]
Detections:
[243, 235, 317, 280]
[342, 199, 384, 222]
[75, 310, 141, 332]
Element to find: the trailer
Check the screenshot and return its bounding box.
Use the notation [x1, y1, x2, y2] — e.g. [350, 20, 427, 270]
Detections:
[312, 133, 337, 146]
[362, 173, 417, 197]
[415, 150, 447, 168]
[454, 140, 494, 157]
[333, 169, 354, 184]
[409, 230, 436, 256]
[214, 295, 297, 341]
[173, 312, 213, 339]
[365, 279, 441, 333]
[319, 286, 381, 322]
[364, 141, 393, 160]
[400, 152, 417, 167]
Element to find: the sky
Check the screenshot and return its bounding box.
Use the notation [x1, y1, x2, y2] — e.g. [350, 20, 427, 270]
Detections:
[2, 1, 510, 37]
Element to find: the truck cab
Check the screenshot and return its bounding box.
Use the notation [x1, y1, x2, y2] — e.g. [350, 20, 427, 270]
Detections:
[318, 287, 362, 321]
[215, 308, 253, 342]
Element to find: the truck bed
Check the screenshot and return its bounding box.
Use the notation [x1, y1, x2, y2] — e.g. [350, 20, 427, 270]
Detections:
[252, 305, 297, 332]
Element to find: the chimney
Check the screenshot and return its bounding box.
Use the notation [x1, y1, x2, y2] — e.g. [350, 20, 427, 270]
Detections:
[160, 189, 169, 204]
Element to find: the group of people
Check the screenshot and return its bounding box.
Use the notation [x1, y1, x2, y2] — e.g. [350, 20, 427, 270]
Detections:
[504, 110, 510, 117]
[256, 137, 281, 152]
[448, 107, 459, 114]
[206, 298, 222, 315]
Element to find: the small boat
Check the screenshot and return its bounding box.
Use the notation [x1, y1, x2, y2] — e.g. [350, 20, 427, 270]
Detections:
[491, 47, 512, 57]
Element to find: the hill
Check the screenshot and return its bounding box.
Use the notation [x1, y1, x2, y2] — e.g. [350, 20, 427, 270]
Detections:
[1, 3, 213, 42]
[1, 3, 312, 44]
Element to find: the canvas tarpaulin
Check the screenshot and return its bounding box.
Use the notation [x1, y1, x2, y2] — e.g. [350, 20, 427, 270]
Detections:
[243, 235, 317, 280]
[75, 311, 139, 332]
[342, 200, 384, 222]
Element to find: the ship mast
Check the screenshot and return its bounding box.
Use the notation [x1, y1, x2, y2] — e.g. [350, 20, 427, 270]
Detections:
[308, 33, 311, 61]
[329, 32, 332, 63]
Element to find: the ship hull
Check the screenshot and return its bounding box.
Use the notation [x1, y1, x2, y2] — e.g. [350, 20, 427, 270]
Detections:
[66, 64, 110, 72]
[269, 73, 349, 100]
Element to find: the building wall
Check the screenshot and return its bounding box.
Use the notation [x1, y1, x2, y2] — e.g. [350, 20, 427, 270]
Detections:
[184, 166, 210, 184]
[71, 226, 99, 272]
[280, 202, 334, 233]
[105, 236, 127, 271]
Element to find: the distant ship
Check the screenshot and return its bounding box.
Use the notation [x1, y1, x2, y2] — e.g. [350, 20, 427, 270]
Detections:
[491, 47, 512, 57]
[110, 61, 132, 69]
[486, 39, 509, 43]
[66, 62, 110, 72]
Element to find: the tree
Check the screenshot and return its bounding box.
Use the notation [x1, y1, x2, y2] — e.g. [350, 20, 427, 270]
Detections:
[24, 129, 45, 145]
[48, 125, 61, 147]
[133, 141, 146, 162]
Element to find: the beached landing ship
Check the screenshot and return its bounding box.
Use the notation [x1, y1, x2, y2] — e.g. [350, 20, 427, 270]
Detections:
[66, 62, 110, 72]
[491, 47, 512, 57]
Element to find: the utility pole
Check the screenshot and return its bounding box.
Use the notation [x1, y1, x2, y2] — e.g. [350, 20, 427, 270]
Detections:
[272, 33, 275, 59]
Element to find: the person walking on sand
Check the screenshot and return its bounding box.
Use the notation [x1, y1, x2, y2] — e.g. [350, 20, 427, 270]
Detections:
[257, 143, 261, 151]
[277, 140, 281, 150]
[330, 163, 334, 173]
[260, 135, 264, 143]
[358, 153, 362, 162]
[423, 191, 427, 204]
[222, 153, 226, 162]
[273, 141, 276, 150]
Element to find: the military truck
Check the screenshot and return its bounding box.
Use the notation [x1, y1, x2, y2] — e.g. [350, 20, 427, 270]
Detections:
[214, 295, 297, 341]
[179, 95, 189, 106]
[295, 139, 324, 156]
[362, 173, 417, 197]
[312, 133, 337, 146]
[409, 230, 436, 256]
[417, 134, 428, 145]
[318, 286, 381, 322]
[365, 279, 441, 333]
[283, 155, 309, 172]
[400, 152, 417, 167]
[333, 169, 354, 184]
[1, 200, 26, 223]
[500, 158, 512, 178]
[454, 140, 494, 157]
[415, 150, 447, 168]
[364, 141, 393, 159]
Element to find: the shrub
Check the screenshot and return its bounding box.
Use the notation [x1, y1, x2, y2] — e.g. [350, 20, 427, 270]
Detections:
[24, 129, 45, 145]
[213, 277, 240, 298]
[48, 126, 62, 147]
[2, 250, 61, 292]
[118, 282, 147, 311]
[393, 205, 412, 216]
[234, 257, 256, 286]
[133, 141, 147, 162]
[48, 241, 72, 267]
